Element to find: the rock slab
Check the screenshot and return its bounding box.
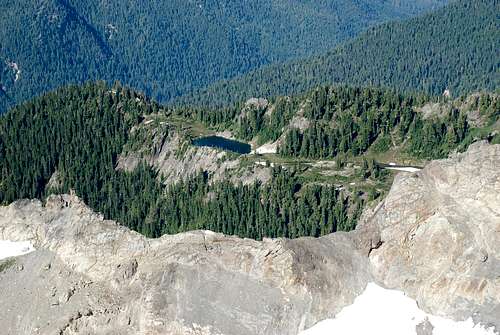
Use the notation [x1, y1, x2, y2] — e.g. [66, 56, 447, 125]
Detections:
[0, 142, 499, 334]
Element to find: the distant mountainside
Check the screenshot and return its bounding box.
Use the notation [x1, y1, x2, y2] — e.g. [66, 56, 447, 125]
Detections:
[178, 0, 499, 107]
[0, 0, 449, 113]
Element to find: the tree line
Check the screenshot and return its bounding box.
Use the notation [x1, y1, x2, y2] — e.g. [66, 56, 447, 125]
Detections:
[1, 83, 496, 240]
[0, 83, 359, 240]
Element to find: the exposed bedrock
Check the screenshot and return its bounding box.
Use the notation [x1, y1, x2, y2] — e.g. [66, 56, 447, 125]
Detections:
[366, 141, 500, 328]
[0, 141, 498, 334]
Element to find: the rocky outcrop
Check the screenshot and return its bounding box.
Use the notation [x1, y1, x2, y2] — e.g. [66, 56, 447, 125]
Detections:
[117, 121, 270, 186]
[0, 195, 372, 335]
[416, 93, 499, 128]
[366, 141, 500, 328]
[0, 142, 498, 334]
[117, 131, 242, 185]
[245, 98, 268, 110]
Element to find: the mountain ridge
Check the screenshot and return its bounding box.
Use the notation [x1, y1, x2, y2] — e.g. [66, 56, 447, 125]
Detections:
[0, 1, 498, 334]
[177, 0, 499, 108]
[0, 0, 450, 113]
[1, 82, 497, 239]
[0, 141, 498, 334]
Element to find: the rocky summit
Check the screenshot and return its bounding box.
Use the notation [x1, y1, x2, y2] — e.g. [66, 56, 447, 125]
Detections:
[0, 141, 499, 335]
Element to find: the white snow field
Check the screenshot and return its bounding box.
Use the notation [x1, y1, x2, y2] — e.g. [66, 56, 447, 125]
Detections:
[300, 283, 497, 335]
[0, 240, 35, 261]
[254, 142, 277, 154]
[385, 166, 421, 173]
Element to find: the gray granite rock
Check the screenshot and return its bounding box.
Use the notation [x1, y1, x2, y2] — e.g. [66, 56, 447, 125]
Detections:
[366, 141, 500, 329]
[416, 318, 434, 335]
[0, 142, 498, 334]
[0, 195, 371, 334]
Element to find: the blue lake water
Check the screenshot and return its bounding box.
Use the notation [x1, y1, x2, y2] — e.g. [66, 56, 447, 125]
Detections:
[192, 136, 251, 154]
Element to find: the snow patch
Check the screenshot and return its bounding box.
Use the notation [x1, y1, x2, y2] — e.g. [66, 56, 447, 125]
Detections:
[300, 283, 497, 335]
[255, 161, 275, 168]
[0, 240, 35, 261]
[386, 166, 421, 173]
[255, 142, 277, 154]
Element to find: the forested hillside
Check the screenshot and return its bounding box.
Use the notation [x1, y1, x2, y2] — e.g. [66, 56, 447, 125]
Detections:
[0, 0, 448, 113]
[251, 87, 499, 160]
[1, 83, 498, 240]
[0, 83, 361, 239]
[179, 0, 499, 107]
[175, 86, 499, 160]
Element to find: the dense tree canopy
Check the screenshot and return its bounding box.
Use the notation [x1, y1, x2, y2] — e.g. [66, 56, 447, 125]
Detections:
[272, 87, 490, 160]
[179, 0, 499, 108]
[180, 85, 499, 160]
[0, 0, 497, 244]
[0, 83, 360, 239]
[0, 83, 497, 240]
[0, 0, 448, 113]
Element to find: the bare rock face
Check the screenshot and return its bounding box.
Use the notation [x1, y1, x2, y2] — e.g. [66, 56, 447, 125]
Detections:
[416, 93, 498, 128]
[0, 196, 371, 335]
[245, 98, 269, 109]
[117, 132, 241, 185]
[366, 141, 500, 328]
[117, 126, 270, 186]
[0, 142, 499, 334]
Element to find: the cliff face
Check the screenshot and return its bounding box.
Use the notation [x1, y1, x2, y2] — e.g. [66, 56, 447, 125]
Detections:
[116, 120, 271, 186]
[367, 141, 500, 326]
[0, 142, 498, 335]
[0, 196, 372, 335]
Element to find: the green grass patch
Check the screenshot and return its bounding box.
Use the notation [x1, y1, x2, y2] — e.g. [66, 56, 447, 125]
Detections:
[0, 258, 15, 273]
[370, 134, 392, 153]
